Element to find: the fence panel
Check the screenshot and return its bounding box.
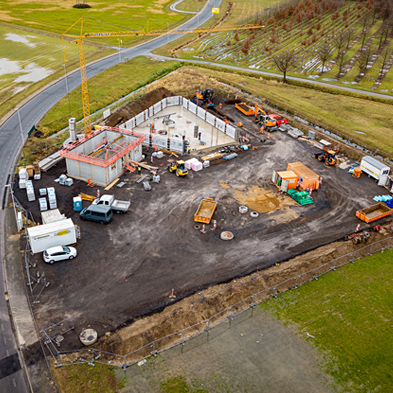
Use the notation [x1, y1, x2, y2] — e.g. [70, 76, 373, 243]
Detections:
[135, 112, 145, 126]
[149, 106, 154, 118]
[197, 107, 206, 120]
[354, 244, 373, 261]
[167, 96, 181, 106]
[153, 102, 162, 115]
[169, 138, 183, 153]
[183, 98, 189, 109]
[162, 99, 167, 109]
[189, 102, 197, 114]
[126, 118, 135, 130]
[226, 124, 236, 139]
[206, 112, 216, 126]
[216, 118, 226, 133]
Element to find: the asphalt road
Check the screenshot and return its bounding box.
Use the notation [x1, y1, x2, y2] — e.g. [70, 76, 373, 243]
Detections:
[0, 1, 221, 392]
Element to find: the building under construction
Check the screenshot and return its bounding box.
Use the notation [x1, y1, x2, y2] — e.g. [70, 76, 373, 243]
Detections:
[60, 126, 145, 186]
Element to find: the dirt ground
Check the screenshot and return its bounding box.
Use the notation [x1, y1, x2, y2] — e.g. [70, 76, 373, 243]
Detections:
[14, 94, 392, 354]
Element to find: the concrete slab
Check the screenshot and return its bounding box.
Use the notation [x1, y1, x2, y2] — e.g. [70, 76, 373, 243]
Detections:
[134, 105, 236, 151]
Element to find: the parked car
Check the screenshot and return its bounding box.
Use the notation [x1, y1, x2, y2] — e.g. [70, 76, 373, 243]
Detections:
[43, 246, 77, 264]
[80, 205, 113, 224]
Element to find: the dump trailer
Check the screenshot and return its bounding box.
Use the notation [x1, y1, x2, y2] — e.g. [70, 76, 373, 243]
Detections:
[194, 197, 217, 224]
[356, 202, 392, 223]
[235, 102, 256, 116]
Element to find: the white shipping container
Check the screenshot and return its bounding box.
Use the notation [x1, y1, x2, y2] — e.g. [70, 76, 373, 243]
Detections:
[27, 219, 76, 254]
[360, 156, 390, 185]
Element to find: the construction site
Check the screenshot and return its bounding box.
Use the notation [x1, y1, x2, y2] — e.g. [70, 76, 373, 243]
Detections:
[13, 85, 393, 356]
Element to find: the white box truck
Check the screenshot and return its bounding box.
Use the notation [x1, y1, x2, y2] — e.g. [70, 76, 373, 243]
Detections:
[360, 156, 390, 186]
[27, 218, 76, 254]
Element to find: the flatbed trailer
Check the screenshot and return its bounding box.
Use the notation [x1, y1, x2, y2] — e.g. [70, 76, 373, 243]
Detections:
[194, 198, 217, 224]
[356, 202, 392, 223]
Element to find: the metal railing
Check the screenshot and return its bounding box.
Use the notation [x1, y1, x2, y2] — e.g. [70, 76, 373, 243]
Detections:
[45, 236, 392, 369]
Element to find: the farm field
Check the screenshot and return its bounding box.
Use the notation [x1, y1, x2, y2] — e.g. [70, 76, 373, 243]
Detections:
[0, 24, 111, 113]
[0, 0, 191, 47]
[170, 0, 393, 95]
[261, 249, 393, 393]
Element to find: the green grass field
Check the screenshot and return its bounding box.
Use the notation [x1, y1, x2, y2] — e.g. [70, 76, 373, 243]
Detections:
[197, 66, 393, 155]
[37, 57, 181, 136]
[174, 0, 207, 13]
[260, 249, 393, 392]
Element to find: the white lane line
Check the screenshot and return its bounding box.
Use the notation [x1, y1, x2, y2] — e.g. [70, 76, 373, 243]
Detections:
[13, 378, 16, 388]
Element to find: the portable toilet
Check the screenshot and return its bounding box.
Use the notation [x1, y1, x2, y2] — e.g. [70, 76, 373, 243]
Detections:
[287, 162, 320, 190]
[272, 170, 298, 192]
[73, 196, 83, 212]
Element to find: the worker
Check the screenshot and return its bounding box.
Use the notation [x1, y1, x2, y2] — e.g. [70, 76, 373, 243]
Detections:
[187, 145, 191, 154]
[198, 132, 201, 141]
[137, 166, 141, 174]
[260, 125, 264, 133]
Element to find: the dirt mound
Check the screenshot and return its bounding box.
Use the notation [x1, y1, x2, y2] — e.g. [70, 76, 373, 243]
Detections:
[104, 87, 174, 127]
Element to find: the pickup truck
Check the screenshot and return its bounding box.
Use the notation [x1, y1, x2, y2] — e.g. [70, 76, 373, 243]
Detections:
[92, 194, 130, 214]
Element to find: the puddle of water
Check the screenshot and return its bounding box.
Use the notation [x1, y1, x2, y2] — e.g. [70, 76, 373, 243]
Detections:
[5, 33, 37, 48]
[0, 58, 51, 82]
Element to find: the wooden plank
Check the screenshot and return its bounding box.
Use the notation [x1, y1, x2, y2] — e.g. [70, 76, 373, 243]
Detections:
[129, 160, 158, 171]
[104, 178, 120, 191]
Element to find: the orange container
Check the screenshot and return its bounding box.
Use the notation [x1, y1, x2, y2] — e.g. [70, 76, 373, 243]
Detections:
[274, 171, 298, 191]
[287, 162, 319, 190]
[356, 202, 392, 223]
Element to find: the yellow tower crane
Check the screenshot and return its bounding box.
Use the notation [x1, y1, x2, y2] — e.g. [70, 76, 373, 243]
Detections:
[63, 17, 263, 135]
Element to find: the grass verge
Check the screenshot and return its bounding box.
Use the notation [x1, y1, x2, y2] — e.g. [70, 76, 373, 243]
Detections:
[173, 0, 208, 13]
[37, 56, 182, 137]
[52, 362, 124, 393]
[260, 249, 393, 393]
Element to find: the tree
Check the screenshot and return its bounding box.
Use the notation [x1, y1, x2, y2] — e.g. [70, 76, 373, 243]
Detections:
[346, 28, 355, 49]
[356, 47, 373, 73]
[334, 31, 346, 55]
[379, 48, 391, 77]
[318, 44, 332, 73]
[273, 51, 297, 83]
[378, 23, 390, 49]
[336, 50, 347, 77]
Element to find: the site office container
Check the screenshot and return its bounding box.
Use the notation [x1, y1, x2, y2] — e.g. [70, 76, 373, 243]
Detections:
[272, 170, 298, 192]
[287, 162, 320, 191]
[27, 218, 77, 254]
[360, 156, 390, 185]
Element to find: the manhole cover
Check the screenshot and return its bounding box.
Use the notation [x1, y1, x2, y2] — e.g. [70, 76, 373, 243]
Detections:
[220, 231, 234, 241]
[194, 225, 201, 230]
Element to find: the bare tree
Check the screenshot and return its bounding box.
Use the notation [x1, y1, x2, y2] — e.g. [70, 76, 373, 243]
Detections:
[346, 28, 355, 49]
[334, 31, 346, 55]
[379, 48, 391, 76]
[378, 23, 390, 49]
[357, 47, 373, 73]
[318, 44, 332, 73]
[273, 51, 297, 83]
[336, 50, 347, 77]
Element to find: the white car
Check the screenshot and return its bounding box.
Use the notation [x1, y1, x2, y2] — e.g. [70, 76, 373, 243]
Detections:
[43, 246, 77, 264]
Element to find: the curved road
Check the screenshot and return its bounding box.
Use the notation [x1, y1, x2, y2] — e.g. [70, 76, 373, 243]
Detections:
[0, 1, 221, 392]
[1, 0, 393, 390]
[170, 0, 198, 14]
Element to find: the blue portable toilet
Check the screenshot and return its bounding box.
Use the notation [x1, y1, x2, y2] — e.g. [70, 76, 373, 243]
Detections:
[73, 196, 82, 212]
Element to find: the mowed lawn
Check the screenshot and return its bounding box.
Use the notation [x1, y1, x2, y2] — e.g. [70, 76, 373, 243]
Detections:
[261, 249, 393, 393]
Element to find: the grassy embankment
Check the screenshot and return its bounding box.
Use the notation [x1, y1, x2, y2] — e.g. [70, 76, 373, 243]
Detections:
[261, 249, 393, 393]
[21, 57, 181, 164]
[174, 0, 208, 13]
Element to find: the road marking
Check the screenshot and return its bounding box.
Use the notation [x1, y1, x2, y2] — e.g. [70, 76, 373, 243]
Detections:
[13, 378, 16, 388]
[1, 324, 3, 331]
[6, 350, 9, 356]
[3, 336, 6, 344]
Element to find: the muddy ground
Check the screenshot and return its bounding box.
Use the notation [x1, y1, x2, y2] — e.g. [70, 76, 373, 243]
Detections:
[15, 96, 391, 352]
